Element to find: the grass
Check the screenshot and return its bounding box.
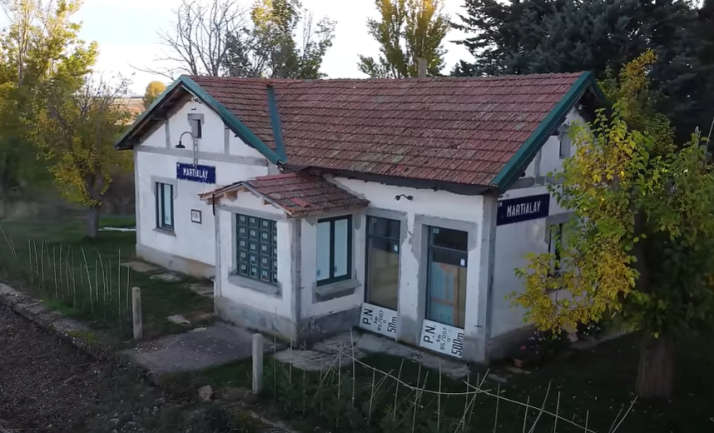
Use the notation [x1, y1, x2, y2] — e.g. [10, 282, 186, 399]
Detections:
[188, 332, 714, 433]
[0, 216, 212, 339]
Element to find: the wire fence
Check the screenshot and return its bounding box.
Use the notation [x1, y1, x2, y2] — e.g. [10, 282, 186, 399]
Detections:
[0, 225, 133, 334]
[261, 334, 634, 433]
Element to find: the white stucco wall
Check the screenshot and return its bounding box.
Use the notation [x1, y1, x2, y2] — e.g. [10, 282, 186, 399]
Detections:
[490, 111, 582, 338]
[327, 177, 487, 346]
[134, 96, 270, 272]
[522, 110, 580, 179]
[216, 193, 295, 320]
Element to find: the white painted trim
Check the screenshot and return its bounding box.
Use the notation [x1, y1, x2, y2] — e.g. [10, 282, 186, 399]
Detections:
[137, 145, 267, 167]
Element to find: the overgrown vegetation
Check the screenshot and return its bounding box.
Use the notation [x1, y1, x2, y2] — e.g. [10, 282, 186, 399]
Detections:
[0, 218, 212, 339]
[512, 51, 714, 399]
[197, 346, 634, 433]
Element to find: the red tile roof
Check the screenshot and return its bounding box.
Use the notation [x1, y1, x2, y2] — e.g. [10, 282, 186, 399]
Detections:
[190, 77, 277, 150]
[201, 173, 368, 217]
[193, 74, 586, 187]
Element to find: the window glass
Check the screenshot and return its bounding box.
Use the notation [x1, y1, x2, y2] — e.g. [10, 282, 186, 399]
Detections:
[549, 223, 563, 274]
[431, 227, 468, 251]
[316, 216, 352, 285]
[316, 221, 331, 282]
[333, 218, 349, 278]
[237, 214, 278, 285]
[559, 125, 571, 159]
[156, 182, 174, 230]
[162, 184, 173, 226]
[426, 226, 468, 328]
[191, 118, 202, 139]
[365, 216, 400, 311]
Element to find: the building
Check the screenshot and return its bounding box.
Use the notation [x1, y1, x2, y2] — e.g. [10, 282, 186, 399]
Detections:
[114, 73, 605, 363]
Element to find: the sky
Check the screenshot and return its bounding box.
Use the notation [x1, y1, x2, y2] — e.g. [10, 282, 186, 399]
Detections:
[73, 0, 473, 95]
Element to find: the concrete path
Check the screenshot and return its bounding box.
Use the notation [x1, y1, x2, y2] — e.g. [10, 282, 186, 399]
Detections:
[123, 323, 280, 375]
[275, 331, 471, 379]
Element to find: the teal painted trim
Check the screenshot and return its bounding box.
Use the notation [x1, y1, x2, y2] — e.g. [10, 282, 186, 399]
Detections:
[266, 85, 287, 161]
[180, 76, 283, 165]
[114, 78, 183, 150]
[114, 75, 283, 165]
[492, 72, 603, 191]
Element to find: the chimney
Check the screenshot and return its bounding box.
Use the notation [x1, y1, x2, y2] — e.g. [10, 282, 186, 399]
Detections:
[417, 58, 427, 78]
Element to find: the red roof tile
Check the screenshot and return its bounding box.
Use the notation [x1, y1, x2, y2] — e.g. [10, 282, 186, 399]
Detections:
[189, 74, 586, 187]
[201, 173, 368, 217]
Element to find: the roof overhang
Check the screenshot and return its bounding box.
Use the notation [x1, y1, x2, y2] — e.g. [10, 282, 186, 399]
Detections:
[200, 173, 369, 218]
[491, 71, 608, 192]
[113, 76, 286, 165]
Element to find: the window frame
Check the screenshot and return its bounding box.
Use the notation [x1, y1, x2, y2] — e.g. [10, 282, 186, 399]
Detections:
[235, 213, 278, 286]
[425, 225, 469, 329]
[155, 182, 174, 231]
[364, 216, 401, 309]
[316, 215, 353, 286]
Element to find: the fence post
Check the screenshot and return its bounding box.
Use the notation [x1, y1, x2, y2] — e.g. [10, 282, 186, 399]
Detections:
[132, 287, 142, 340]
[252, 333, 264, 395]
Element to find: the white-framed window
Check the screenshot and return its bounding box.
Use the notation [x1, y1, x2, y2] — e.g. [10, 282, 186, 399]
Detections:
[236, 214, 278, 285]
[156, 182, 174, 231]
[316, 215, 352, 285]
[365, 216, 400, 311]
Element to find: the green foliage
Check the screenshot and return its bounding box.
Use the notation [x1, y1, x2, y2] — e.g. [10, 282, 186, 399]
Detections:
[223, 0, 335, 79]
[143, 81, 166, 109]
[0, 0, 98, 207]
[452, 0, 714, 140]
[27, 75, 133, 237]
[358, 0, 449, 78]
[511, 51, 714, 342]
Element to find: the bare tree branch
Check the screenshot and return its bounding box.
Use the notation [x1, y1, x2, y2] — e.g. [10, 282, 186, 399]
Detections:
[132, 0, 248, 78]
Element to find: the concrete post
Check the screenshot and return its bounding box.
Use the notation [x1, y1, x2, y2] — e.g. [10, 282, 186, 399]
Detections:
[252, 333, 263, 395]
[132, 287, 143, 340]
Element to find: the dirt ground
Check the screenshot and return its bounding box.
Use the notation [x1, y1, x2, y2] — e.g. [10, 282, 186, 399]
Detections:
[0, 306, 231, 433]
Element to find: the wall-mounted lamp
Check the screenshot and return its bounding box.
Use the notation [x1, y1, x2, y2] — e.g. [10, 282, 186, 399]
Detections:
[177, 131, 194, 149]
[395, 194, 413, 201]
[177, 131, 199, 166]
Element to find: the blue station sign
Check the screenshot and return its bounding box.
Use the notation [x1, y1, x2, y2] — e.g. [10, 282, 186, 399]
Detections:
[497, 194, 550, 226]
[176, 163, 216, 184]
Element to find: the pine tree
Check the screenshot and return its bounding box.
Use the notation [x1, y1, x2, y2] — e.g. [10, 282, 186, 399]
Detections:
[452, 0, 714, 139]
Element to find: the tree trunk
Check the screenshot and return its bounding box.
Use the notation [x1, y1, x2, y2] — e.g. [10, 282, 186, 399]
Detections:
[635, 333, 675, 399]
[86, 205, 101, 239]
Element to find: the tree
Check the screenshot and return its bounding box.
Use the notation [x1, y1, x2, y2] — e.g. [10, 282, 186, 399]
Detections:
[511, 52, 714, 399]
[0, 0, 97, 218]
[357, 0, 449, 78]
[135, 0, 248, 78]
[143, 81, 166, 109]
[223, 0, 335, 79]
[452, 0, 714, 140]
[30, 75, 133, 238]
[139, 0, 335, 79]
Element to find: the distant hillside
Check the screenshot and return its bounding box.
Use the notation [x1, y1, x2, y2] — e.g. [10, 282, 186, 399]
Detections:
[115, 96, 144, 121]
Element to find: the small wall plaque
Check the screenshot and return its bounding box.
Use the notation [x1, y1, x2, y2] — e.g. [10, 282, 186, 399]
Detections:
[191, 209, 202, 224]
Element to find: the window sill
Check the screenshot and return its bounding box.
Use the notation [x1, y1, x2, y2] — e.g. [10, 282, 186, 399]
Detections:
[315, 278, 360, 302]
[154, 227, 176, 237]
[228, 274, 281, 297]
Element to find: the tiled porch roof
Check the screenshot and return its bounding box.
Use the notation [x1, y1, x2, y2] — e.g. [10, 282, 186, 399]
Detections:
[200, 172, 368, 218]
